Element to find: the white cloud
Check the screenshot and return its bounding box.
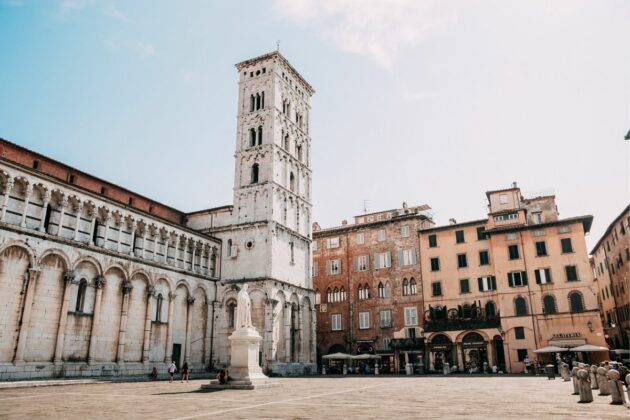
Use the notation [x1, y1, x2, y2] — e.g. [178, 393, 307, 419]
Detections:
[273, 0, 454, 70]
[104, 3, 132, 22]
[137, 42, 156, 58]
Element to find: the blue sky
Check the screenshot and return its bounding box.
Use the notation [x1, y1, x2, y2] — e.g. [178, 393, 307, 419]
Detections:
[0, 0, 628, 248]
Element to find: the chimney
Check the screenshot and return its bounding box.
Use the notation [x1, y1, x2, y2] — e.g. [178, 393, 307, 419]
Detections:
[512, 181, 518, 188]
[449, 218, 457, 225]
[341, 220, 348, 226]
[312, 222, 321, 231]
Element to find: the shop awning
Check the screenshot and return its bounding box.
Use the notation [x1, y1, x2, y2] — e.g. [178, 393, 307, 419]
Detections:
[569, 344, 609, 352]
[351, 354, 381, 360]
[548, 339, 586, 347]
[322, 352, 352, 359]
[534, 346, 569, 353]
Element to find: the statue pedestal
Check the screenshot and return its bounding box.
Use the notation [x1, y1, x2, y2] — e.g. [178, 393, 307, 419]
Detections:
[201, 327, 278, 390]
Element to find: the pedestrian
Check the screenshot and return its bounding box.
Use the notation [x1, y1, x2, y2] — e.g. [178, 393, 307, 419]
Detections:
[168, 360, 177, 383]
[523, 356, 531, 374]
[181, 362, 190, 383]
[150, 367, 158, 381]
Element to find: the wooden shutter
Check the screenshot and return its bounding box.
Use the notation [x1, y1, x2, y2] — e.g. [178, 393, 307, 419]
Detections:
[365, 256, 370, 271]
[545, 268, 551, 283]
[535, 269, 541, 284]
[411, 248, 417, 265]
[508, 272, 514, 287]
[522, 271, 528, 285]
[353, 256, 358, 272]
[478, 277, 483, 291]
[386, 252, 391, 267]
[398, 249, 404, 266]
[491, 276, 497, 290]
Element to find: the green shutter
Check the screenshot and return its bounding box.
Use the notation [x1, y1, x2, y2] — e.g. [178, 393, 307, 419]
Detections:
[478, 277, 483, 291]
[535, 269, 541, 284]
[491, 276, 497, 290]
[545, 268, 551, 283]
[522, 271, 528, 285]
[508, 272, 514, 287]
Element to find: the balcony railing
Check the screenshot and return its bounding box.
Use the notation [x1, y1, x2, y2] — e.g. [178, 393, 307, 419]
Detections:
[423, 317, 501, 332]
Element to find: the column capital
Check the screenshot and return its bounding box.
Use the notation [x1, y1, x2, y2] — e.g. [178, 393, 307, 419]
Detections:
[187, 296, 196, 306]
[43, 190, 52, 202]
[93, 275, 106, 289]
[146, 285, 156, 297]
[122, 280, 133, 295]
[4, 177, 14, 189]
[60, 197, 69, 208]
[169, 291, 177, 301]
[63, 270, 75, 283]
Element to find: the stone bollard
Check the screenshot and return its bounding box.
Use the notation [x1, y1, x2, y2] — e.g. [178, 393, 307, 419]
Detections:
[597, 367, 610, 396]
[443, 362, 451, 375]
[589, 365, 599, 390]
[571, 367, 580, 395]
[577, 369, 593, 403]
[607, 369, 624, 405]
[374, 364, 379, 375]
[322, 366, 326, 375]
[561, 363, 571, 382]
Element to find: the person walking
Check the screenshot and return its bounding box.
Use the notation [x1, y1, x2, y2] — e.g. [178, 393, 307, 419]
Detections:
[523, 356, 531, 374]
[181, 362, 190, 383]
[168, 361, 177, 383]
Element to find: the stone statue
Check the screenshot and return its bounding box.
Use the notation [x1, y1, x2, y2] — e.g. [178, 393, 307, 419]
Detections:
[607, 369, 624, 405]
[236, 284, 252, 329]
[597, 366, 610, 396]
[589, 365, 599, 390]
[576, 369, 593, 403]
[561, 363, 570, 381]
[271, 300, 283, 360]
[571, 367, 580, 395]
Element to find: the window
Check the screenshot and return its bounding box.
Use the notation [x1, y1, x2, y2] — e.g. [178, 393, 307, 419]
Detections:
[326, 288, 333, 302]
[428, 234, 437, 247]
[339, 287, 347, 301]
[67, 173, 76, 183]
[251, 163, 259, 184]
[326, 237, 340, 249]
[561, 238, 573, 253]
[508, 271, 528, 287]
[155, 294, 164, 322]
[75, 279, 87, 312]
[401, 225, 410, 237]
[532, 212, 542, 224]
[402, 278, 410, 296]
[409, 278, 417, 295]
[508, 244, 520, 260]
[227, 301, 236, 328]
[327, 259, 341, 275]
[517, 349, 528, 362]
[535, 241, 547, 257]
[565, 265, 578, 281]
[383, 338, 391, 350]
[485, 301, 496, 317]
[432, 281, 442, 296]
[533, 229, 545, 237]
[399, 248, 417, 266]
[569, 292, 584, 313]
[543, 295, 556, 314]
[479, 250, 490, 265]
[478, 276, 497, 292]
[358, 284, 370, 300]
[457, 253, 468, 268]
[374, 252, 391, 269]
[331, 314, 342, 331]
[430, 257, 440, 272]
[377, 229, 386, 242]
[315, 290, 321, 304]
[476, 226, 487, 240]
[380, 310, 392, 328]
[460, 279, 470, 294]
[289, 172, 295, 192]
[534, 268, 552, 284]
[514, 296, 528, 316]
[249, 128, 256, 147]
[378, 282, 386, 298]
[495, 213, 518, 222]
[559, 226, 571, 233]
[455, 230, 465, 243]
[354, 255, 369, 272]
[499, 194, 508, 204]
[312, 262, 318, 277]
[404, 307, 418, 326]
[32, 160, 39, 169]
[356, 232, 365, 245]
[359, 311, 370, 329]
[514, 327, 525, 340]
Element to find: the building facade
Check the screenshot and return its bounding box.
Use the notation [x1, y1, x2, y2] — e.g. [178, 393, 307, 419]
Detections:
[312, 204, 434, 373]
[0, 51, 316, 380]
[590, 205, 630, 350]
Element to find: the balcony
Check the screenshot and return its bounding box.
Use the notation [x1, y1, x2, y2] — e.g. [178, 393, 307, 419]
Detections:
[389, 338, 425, 350]
[424, 305, 501, 332]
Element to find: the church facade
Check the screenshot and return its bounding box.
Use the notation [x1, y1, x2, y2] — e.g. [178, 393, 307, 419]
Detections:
[0, 51, 316, 380]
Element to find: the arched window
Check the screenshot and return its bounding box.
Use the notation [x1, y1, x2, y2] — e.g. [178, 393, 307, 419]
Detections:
[315, 289, 321, 304]
[340, 287, 346, 301]
[514, 296, 528, 316]
[543, 294, 557, 314]
[256, 93, 261, 110]
[251, 163, 259, 184]
[402, 278, 409, 296]
[250, 95, 255, 112]
[227, 239, 232, 257]
[155, 293, 164, 322]
[378, 282, 385, 298]
[296, 145, 303, 162]
[410, 278, 417, 295]
[333, 287, 339, 302]
[227, 300, 236, 329]
[249, 128, 256, 147]
[257, 126, 263, 145]
[284, 134, 290, 150]
[358, 284, 364, 300]
[261, 91, 265, 108]
[485, 301, 496, 318]
[327, 288, 332, 303]
[363, 283, 370, 299]
[569, 291, 584, 313]
[289, 172, 295, 192]
[75, 279, 87, 312]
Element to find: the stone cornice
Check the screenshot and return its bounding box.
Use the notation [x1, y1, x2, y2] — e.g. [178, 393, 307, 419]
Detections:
[221, 277, 314, 294]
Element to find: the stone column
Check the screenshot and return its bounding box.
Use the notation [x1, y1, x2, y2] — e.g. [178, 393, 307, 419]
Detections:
[87, 275, 106, 364]
[184, 296, 195, 363]
[310, 312, 316, 364]
[53, 270, 75, 365]
[19, 183, 33, 227]
[56, 197, 68, 236]
[128, 221, 137, 256]
[297, 304, 304, 363]
[486, 341, 494, 370]
[115, 219, 123, 253]
[0, 178, 14, 222]
[284, 303, 292, 363]
[72, 202, 83, 240]
[179, 237, 186, 269]
[140, 231, 147, 259]
[14, 267, 40, 364]
[39, 190, 51, 232]
[88, 209, 98, 246]
[116, 280, 133, 365]
[457, 343, 464, 371]
[163, 236, 170, 264]
[101, 214, 111, 248]
[142, 286, 155, 363]
[164, 292, 176, 363]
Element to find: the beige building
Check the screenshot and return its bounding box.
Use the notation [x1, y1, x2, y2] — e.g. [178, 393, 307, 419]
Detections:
[420, 183, 607, 373]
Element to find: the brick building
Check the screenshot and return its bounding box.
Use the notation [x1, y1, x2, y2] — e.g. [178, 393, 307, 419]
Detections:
[590, 205, 630, 351]
[312, 204, 434, 373]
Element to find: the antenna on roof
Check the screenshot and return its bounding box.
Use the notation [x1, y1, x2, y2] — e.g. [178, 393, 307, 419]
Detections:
[363, 200, 371, 214]
[276, 40, 280, 52]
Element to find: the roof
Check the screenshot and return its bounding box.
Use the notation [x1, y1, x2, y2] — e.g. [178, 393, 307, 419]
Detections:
[590, 204, 630, 254]
[419, 219, 488, 234]
[358, 204, 431, 219]
[485, 186, 519, 198]
[235, 51, 315, 95]
[484, 215, 593, 235]
[313, 212, 432, 238]
[187, 205, 233, 216]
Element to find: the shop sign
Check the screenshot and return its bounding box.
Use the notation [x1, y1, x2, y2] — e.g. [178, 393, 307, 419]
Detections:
[430, 345, 451, 351]
[462, 341, 485, 348]
[551, 332, 581, 339]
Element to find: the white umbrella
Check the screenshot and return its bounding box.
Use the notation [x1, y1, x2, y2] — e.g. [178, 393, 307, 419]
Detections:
[351, 354, 381, 360]
[569, 344, 609, 352]
[534, 346, 569, 353]
[322, 352, 352, 359]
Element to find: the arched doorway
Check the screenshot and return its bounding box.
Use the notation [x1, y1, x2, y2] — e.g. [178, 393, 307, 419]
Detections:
[326, 344, 348, 374]
[492, 335, 506, 372]
[461, 332, 488, 373]
[429, 334, 453, 372]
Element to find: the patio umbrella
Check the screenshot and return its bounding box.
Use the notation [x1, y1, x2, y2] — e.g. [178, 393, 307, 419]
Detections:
[569, 344, 609, 352]
[534, 346, 568, 353]
[322, 352, 352, 359]
[352, 354, 381, 359]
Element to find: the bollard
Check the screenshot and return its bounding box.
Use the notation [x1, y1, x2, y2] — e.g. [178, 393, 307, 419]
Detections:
[343, 364, 347, 375]
[545, 364, 555, 380]
[589, 365, 599, 390]
[405, 363, 413, 376]
[597, 367, 610, 396]
[607, 369, 624, 405]
[577, 369, 593, 403]
[571, 367, 580, 395]
[443, 362, 451, 375]
[322, 366, 326, 375]
[561, 363, 571, 382]
[374, 363, 379, 376]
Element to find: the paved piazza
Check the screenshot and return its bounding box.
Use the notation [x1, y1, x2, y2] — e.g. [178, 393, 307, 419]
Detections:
[0, 377, 628, 419]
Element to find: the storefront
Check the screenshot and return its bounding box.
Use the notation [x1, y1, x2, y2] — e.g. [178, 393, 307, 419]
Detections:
[428, 334, 454, 372]
[390, 338, 425, 374]
[460, 332, 488, 373]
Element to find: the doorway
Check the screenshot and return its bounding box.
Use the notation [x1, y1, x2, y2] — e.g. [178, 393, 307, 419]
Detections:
[172, 343, 182, 369]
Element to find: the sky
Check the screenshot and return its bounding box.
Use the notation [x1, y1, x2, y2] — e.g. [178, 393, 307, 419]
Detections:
[0, 0, 628, 250]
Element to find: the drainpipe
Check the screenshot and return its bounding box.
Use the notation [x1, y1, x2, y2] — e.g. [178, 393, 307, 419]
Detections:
[345, 231, 354, 354]
[208, 280, 218, 371]
[519, 231, 540, 351]
[602, 244, 621, 346]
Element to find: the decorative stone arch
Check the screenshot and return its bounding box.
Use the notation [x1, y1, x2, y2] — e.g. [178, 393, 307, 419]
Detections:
[455, 329, 491, 344]
[301, 295, 314, 312]
[103, 263, 129, 280]
[288, 292, 300, 307]
[427, 332, 455, 344]
[0, 240, 37, 267]
[567, 290, 585, 313]
[154, 276, 172, 292]
[513, 295, 529, 316]
[174, 279, 192, 297]
[72, 255, 103, 275]
[129, 268, 153, 285]
[37, 248, 71, 270]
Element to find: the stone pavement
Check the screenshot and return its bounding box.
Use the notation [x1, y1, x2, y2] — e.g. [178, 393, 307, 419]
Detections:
[0, 376, 627, 419]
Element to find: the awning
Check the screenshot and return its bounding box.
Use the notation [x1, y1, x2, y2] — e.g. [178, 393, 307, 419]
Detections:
[322, 352, 352, 359]
[548, 339, 586, 347]
[569, 344, 609, 352]
[352, 354, 381, 360]
[534, 346, 569, 353]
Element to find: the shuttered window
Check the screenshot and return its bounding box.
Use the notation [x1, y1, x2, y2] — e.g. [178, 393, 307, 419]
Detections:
[327, 259, 341, 275]
[508, 271, 528, 287]
[565, 265, 578, 281]
[398, 248, 417, 266]
[331, 314, 342, 331]
[432, 282, 442, 296]
[430, 257, 440, 272]
[479, 250, 490, 265]
[534, 268, 552, 284]
[428, 234, 437, 248]
[374, 252, 392, 269]
[455, 230, 465, 243]
[353, 255, 369, 272]
[404, 307, 418, 326]
[478, 276, 497, 292]
[561, 238, 573, 253]
[535, 241, 547, 257]
[508, 245, 520, 260]
[359, 312, 370, 329]
[460, 279, 470, 294]
[457, 253, 468, 268]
